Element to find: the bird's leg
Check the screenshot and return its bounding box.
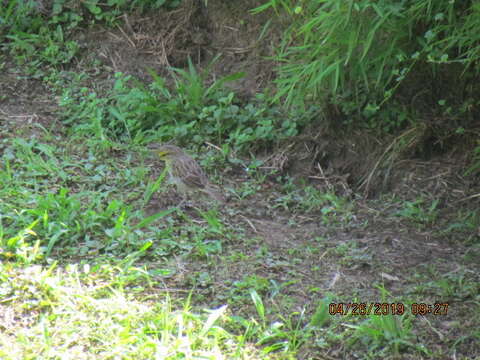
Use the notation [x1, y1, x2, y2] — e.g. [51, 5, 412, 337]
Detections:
[177, 194, 187, 208]
[177, 192, 195, 209]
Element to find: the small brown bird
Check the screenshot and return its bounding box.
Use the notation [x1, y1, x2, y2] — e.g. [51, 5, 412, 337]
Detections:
[148, 144, 225, 203]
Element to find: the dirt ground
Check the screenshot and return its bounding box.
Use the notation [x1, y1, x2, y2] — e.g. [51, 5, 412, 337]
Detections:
[1, 0, 479, 358]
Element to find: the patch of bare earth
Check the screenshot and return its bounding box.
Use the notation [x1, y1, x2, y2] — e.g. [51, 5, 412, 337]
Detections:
[0, 59, 61, 141]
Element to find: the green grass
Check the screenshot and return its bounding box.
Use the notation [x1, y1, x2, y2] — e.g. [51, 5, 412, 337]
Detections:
[1, 1, 479, 358]
[0, 127, 290, 358]
[3, 126, 460, 359]
[0, 116, 322, 358]
[1, 101, 478, 359]
[55, 68, 310, 152]
[0, 262, 266, 360]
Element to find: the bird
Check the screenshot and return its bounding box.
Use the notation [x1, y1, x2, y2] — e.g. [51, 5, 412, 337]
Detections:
[148, 144, 225, 204]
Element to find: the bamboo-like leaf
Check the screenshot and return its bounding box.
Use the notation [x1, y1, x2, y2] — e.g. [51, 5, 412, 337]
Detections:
[200, 305, 228, 336]
[361, 11, 392, 61]
[250, 290, 265, 320]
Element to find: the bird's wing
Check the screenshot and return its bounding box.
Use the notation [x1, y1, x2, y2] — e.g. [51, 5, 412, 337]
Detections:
[180, 157, 209, 189]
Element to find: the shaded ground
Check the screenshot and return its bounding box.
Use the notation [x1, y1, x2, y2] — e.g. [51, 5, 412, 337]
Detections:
[1, 1, 479, 358]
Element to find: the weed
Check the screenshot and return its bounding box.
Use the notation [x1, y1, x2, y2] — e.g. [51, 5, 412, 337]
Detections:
[0, 219, 41, 264]
[274, 185, 353, 224]
[424, 268, 479, 300]
[58, 64, 312, 152]
[395, 198, 439, 227]
[0, 0, 182, 81]
[229, 276, 270, 306]
[332, 240, 372, 267]
[346, 312, 418, 356]
[439, 209, 480, 243]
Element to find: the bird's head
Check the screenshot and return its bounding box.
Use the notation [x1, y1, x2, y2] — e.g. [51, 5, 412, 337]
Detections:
[147, 144, 184, 161]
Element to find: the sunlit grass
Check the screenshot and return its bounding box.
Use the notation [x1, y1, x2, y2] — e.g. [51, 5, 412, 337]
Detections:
[0, 262, 264, 360]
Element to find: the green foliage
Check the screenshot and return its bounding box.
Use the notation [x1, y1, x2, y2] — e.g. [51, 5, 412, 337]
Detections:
[342, 287, 423, 356]
[1, 1, 313, 149]
[395, 198, 439, 227]
[77, 0, 180, 23]
[0, 219, 41, 264]
[227, 290, 310, 354]
[274, 181, 353, 224]
[440, 210, 480, 243]
[231, 276, 270, 301]
[423, 1, 480, 68]
[0, 1, 41, 34]
[6, 26, 79, 76]
[0, 0, 181, 72]
[416, 265, 480, 301]
[0, 264, 270, 359]
[308, 297, 332, 328]
[0, 136, 171, 258]
[346, 312, 418, 356]
[254, 0, 411, 109]
[254, 0, 480, 131]
[0, 1, 75, 71]
[59, 66, 311, 150]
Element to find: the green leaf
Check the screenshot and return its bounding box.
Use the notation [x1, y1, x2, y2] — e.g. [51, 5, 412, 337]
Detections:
[133, 208, 176, 230]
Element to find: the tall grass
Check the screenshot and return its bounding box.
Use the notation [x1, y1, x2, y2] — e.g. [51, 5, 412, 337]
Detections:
[254, 0, 479, 128]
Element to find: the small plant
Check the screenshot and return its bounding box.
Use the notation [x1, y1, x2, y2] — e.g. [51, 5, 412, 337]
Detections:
[344, 286, 423, 356]
[0, 219, 41, 264]
[424, 268, 479, 300]
[346, 311, 417, 356]
[274, 185, 353, 224]
[227, 290, 311, 354]
[228, 276, 270, 306]
[395, 198, 439, 227]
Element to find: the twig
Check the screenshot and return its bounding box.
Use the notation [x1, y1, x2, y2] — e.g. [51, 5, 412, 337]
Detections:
[239, 215, 257, 233]
[116, 23, 136, 48]
[204, 141, 222, 152]
[456, 193, 480, 202]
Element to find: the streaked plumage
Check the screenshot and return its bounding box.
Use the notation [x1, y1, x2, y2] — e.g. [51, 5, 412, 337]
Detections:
[148, 144, 225, 203]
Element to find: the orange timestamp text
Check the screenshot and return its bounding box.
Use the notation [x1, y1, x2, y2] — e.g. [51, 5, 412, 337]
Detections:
[329, 302, 449, 316]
